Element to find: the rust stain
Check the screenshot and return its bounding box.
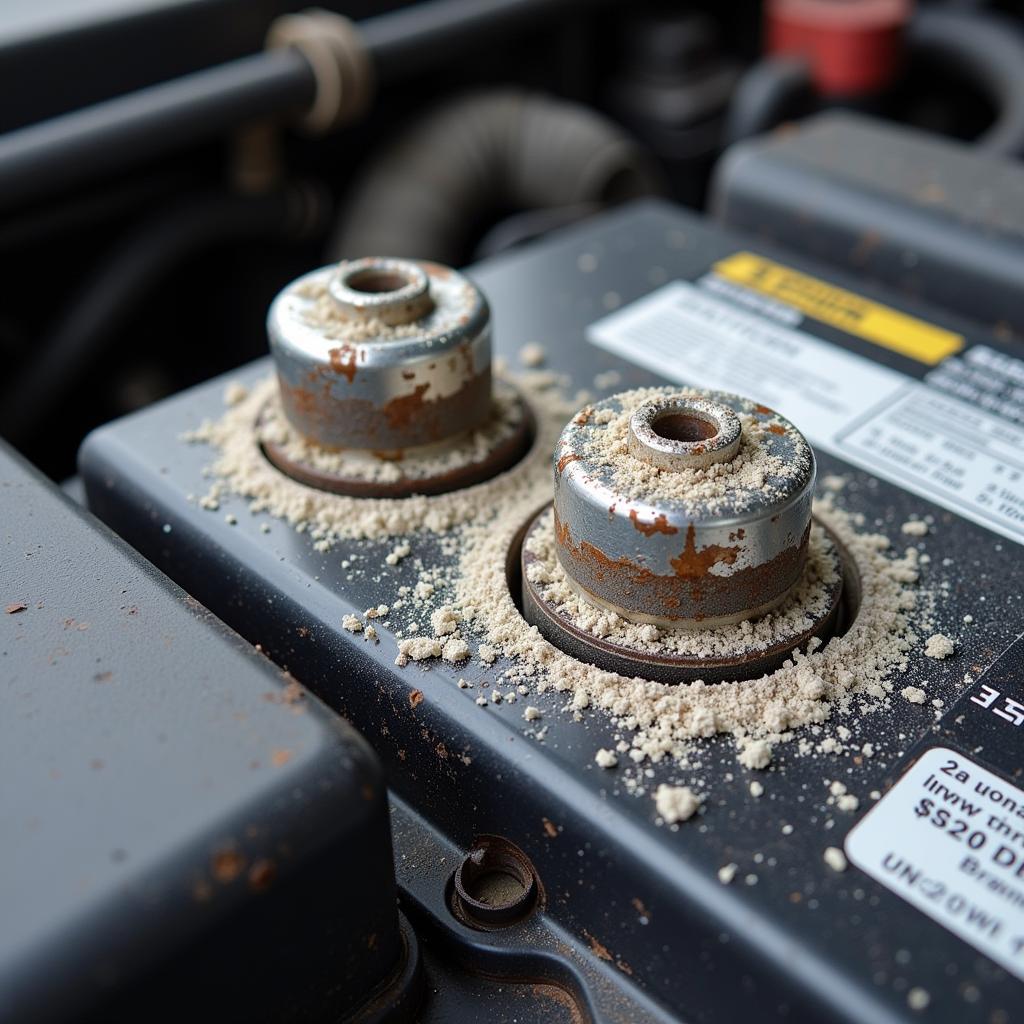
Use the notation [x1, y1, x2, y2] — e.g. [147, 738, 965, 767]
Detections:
[271, 748, 292, 767]
[409, 689, 424, 709]
[372, 449, 405, 462]
[754, 404, 773, 415]
[328, 344, 358, 383]
[5, 602, 26, 614]
[557, 452, 580, 473]
[767, 423, 786, 435]
[669, 524, 740, 579]
[628, 509, 679, 536]
[211, 847, 246, 883]
[247, 859, 277, 892]
[631, 897, 650, 919]
[382, 383, 431, 432]
[583, 930, 613, 962]
[542, 818, 558, 838]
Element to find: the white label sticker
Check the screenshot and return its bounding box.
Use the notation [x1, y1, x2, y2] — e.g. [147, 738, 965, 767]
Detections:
[846, 747, 1024, 980]
[587, 280, 1024, 546]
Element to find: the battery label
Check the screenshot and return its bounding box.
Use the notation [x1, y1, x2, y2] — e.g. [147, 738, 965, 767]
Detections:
[587, 279, 1024, 546]
[713, 252, 964, 365]
[846, 746, 1024, 982]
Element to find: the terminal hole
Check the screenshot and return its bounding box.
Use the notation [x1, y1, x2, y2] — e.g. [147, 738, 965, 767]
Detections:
[345, 269, 410, 294]
[652, 411, 718, 443]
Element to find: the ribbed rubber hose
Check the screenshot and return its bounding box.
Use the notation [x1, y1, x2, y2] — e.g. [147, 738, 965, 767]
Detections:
[330, 90, 663, 263]
[909, 6, 1024, 158]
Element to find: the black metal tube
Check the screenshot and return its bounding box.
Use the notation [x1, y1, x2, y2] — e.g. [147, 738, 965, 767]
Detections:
[0, 0, 590, 217]
[0, 50, 315, 216]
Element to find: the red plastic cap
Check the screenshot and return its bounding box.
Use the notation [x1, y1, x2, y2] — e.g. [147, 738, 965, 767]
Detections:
[766, 0, 912, 97]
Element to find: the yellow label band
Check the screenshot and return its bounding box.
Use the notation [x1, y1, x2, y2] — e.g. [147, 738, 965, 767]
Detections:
[713, 252, 964, 366]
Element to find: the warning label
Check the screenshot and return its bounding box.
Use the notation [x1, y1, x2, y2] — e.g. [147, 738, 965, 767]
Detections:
[587, 278, 1024, 546]
[846, 747, 1024, 981]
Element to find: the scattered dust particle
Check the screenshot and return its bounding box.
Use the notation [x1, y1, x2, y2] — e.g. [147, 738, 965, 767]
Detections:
[594, 369, 621, 390]
[821, 474, 846, 491]
[781, 824, 794, 835]
[823, 847, 847, 872]
[342, 614, 363, 633]
[749, 781, 764, 798]
[223, 381, 249, 406]
[901, 519, 929, 537]
[837, 794, 860, 812]
[862, 743, 874, 758]
[829, 781, 847, 797]
[543, 818, 558, 838]
[5, 602, 27, 614]
[414, 580, 435, 600]
[595, 748, 619, 769]
[408, 690, 424, 709]
[654, 784, 701, 824]
[963, 614, 973, 623]
[717, 863, 738, 885]
[395, 636, 442, 666]
[199, 494, 219, 511]
[519, 342, 546, 367]
[271, 748, 293, 767]
[365, 604, 389, 618]
[907, 988, 930, 1012]
[924, 633, 955, 659]
[584, 931, 613, 962]
[260, 522, 271, 534]
[479, 643, 497, 664]
[442, 636, 470, 663]
[475, 695, 488, 706]
[901, 686, 927, 705]
[431, 606, 460, 636]
[385, 543, 411, 566]
[457, 678, 469, 689]
[738, 738, 772, 770]
[490, 689, 502, 703]
[524, 706, 542, 721]
[211, 848, 246, 883]
[225, 513, 238, 525]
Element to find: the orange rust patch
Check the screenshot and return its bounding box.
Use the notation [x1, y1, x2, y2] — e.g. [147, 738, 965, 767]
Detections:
[768, 423, 786, 435]
[211, 848, 246, 884]
[669, 524, 740, 579]
[328, 344, 358, 383]
[755, 404, 774, 415]
[409, 689, 424, 709]
[248, 859, 277, 892]
[557, 452, 580, 473]
[628, 509, 679, 537]
[382, 383, 431, 431]
[271, 748, 293, 767]
[583, 930, 613, 962]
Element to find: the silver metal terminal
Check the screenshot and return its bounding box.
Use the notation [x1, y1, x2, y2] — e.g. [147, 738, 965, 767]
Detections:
[267, 257, 491, 451]
[328, 257, 435, 326]
[628, 395, 742, 471]
[552, 388, 815, 628]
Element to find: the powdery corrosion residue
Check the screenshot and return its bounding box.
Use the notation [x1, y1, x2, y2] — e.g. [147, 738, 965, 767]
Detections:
[186, 373, 944, 777]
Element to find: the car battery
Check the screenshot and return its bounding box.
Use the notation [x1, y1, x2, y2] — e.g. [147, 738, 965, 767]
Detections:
[80, 199, 1024, 1023]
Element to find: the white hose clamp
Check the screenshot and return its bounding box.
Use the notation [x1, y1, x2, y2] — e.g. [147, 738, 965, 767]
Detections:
[266, 9, 374, 135]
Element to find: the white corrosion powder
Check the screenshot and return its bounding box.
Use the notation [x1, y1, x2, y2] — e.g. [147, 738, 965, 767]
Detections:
[924, 633, 955, 660]
[654, 784, 701, 824]
[574, 387, 812, 517]
[189, 373, 936, 770]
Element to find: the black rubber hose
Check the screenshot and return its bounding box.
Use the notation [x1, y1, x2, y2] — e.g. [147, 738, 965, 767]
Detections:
[330, 90, 663, 264]
[909, 6, 1024, 158]
[722, 57, 813, 147]
[0, 0, 597, 217]
[0, 186, 329, 441]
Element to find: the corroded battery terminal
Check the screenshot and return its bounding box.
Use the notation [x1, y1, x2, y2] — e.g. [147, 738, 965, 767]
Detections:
[520, 388, 854, 682]
[262, 256, 532, 497]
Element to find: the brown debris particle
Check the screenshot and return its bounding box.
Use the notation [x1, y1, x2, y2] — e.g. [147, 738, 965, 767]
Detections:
[270, 748, 293, 767]
[211, 847, 246, 883]
[409, 689, 424, 709]
[5, 602, 27, 614]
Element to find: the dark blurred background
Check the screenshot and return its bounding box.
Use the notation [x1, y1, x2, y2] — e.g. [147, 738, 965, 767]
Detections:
[2, 0, 1022, 480]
